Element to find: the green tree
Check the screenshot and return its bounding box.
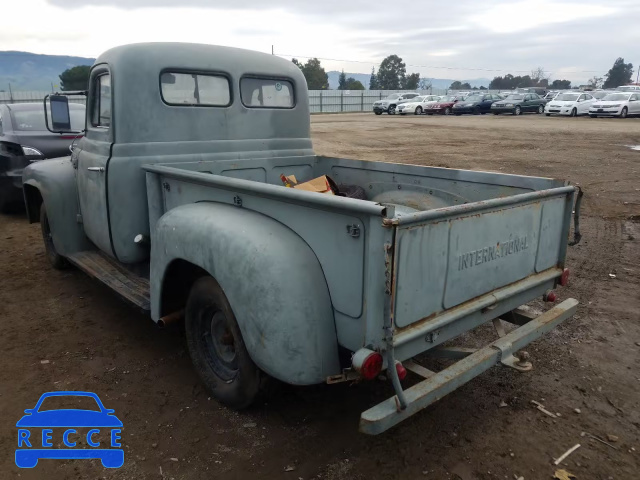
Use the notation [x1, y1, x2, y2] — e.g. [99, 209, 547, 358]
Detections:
[550, 79, 571, 89]
[343, 78, 365, 90]
[449, 81, 471, 90]
[403, 72, 420, 90]
[59, 65, 91, 91]
[292, 58, 329, 90]
[338, 70, 347, 90]
[376, 55, 406, 90]
[603, 57, 634, 89]
[369, 67, 378, 90]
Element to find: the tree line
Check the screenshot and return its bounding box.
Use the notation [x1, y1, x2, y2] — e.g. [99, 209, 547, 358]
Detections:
[57, 57, 636, 92]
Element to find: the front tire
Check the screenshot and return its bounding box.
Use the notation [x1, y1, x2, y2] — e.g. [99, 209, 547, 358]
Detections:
[40, 203, 68, 270]
[185, 277, 262, 409]
[415, 106, 423, 115]
[444, 107, 451, 115]
[569, 107, 577, 117]
[374, 111, 382, 115]
[387, 105, 396, 115]
[619, 107, 628, 119]
[514, 106, 521, 116]
[537, 105, 544, 114]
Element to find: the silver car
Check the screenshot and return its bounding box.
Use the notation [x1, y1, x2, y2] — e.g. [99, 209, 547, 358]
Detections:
[373, 93, 421, 115]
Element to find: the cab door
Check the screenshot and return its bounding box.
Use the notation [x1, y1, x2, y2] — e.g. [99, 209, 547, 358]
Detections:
[76, 67, 115, 256]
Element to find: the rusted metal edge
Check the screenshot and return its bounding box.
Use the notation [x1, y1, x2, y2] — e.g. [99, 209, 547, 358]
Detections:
[359, 298, 578, 435]
[385, 186, 575, 227]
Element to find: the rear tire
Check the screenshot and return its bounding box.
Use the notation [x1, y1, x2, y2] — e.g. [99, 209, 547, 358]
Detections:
[374, 111, 382, 115]
[537, 105, 544, 114]
[185, 277, 262, 409]
[40, 203, 68, 270]
[473, 106, 481, 115]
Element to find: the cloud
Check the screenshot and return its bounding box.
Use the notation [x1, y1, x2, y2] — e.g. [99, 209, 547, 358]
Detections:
[4, 0, 639, 85]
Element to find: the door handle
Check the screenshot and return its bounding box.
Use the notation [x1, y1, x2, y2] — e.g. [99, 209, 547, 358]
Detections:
[87, 167, 104, 173]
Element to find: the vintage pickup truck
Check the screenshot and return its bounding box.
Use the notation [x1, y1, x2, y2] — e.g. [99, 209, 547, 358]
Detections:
[23, 43, 581, 435]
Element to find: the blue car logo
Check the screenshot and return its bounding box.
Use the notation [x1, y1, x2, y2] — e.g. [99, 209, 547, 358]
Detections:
[15, 391, 123, 468]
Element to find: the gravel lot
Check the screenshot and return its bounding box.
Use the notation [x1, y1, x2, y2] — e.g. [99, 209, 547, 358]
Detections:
[1, 113, 638, 479]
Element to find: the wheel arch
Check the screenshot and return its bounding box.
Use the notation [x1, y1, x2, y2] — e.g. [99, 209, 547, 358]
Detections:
[151, 202, 341, 385]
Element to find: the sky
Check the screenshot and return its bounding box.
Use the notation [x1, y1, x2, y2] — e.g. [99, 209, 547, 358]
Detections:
[2, 0, 640, 85]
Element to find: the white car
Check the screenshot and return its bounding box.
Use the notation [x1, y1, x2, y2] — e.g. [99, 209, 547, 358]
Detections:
[372, 93, 421, 115]
[588, 92, 640, 118]
[545, 92, 596, 117]
[396, 95, 441, 115]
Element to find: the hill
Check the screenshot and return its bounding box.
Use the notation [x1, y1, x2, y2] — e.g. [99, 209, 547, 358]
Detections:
[0, 51, 95, 91]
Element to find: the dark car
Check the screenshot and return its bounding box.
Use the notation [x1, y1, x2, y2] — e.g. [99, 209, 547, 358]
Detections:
[490, 93, 546, 115]
[452, 93, 502, 115]
[423, 95, 463, 115]
[0, 102, 85, 212]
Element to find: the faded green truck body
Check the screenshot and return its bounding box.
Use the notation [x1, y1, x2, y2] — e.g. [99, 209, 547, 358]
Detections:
[23, 43, 579, 434]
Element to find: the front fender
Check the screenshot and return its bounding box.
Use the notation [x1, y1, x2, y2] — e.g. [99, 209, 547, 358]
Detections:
[22, 157, 92, 256]
[151, 202, 340, 385]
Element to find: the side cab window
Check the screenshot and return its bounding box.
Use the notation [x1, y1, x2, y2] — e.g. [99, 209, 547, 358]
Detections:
[91, 74, 111, 127]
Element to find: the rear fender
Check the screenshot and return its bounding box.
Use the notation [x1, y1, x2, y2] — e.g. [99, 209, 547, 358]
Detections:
[22, 157, 92, 255]
[151, 202, 340, 385]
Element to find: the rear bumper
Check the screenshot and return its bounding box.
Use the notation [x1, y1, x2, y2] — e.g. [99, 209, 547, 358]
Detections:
[360, 298, 578, 434]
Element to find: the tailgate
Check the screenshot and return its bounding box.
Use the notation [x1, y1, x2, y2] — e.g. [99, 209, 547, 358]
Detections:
[391, 186, 574, 328]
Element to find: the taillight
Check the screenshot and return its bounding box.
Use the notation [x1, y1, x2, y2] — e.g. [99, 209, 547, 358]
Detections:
[395, 362, 407, 381]
[352, 349, 383, 380]
[559, 268, 570, 286]
[544, 290, 557, 303]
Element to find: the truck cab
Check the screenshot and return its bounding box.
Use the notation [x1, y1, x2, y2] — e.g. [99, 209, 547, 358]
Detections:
[23, 43, 580, 434]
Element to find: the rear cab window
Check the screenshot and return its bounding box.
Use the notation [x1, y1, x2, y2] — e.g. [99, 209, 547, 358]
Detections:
[240, 77, 294, 108]
[160, 72, 231, 107]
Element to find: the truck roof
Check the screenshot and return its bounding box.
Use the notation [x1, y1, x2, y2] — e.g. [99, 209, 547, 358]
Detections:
[93, 42, 310, 144]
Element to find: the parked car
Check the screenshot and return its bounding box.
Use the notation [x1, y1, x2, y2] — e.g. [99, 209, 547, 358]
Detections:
[0, 102, 85, 212]
[23, 43, 580, 435]
[543, 91, 559, 102]
[396, 95, 441, 115]
[423, 95, 462, 115]
[591, 90, 612, 100]
[452, 93, 501, 115]
[616, 85, 640, 92]
[544, 92, 596, 117]
[491, 93, 546, 115]
[373, 93, 421, 115]
[589, 92, 640, 118]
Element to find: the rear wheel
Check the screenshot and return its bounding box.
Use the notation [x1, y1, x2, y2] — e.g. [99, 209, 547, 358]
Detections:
[374, 111, 382, 115]
[185, 276, 262, 409]
[415, 106, 423, 115]
[473, 106, 481, 115]
[40, 203, 68, 270]
[537, 105, 544, 114]
[619, 107, 628, 119]
[514, 106, 521, 116]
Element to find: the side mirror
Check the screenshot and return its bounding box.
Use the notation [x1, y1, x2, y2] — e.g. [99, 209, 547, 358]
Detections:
[49, 95, 71, 131]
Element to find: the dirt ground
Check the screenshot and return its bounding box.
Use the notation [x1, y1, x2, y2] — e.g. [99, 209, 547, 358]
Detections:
[1, 113, 639, 480]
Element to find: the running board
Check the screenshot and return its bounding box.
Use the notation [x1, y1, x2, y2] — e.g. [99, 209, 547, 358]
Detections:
[67, 251, 150, 311]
